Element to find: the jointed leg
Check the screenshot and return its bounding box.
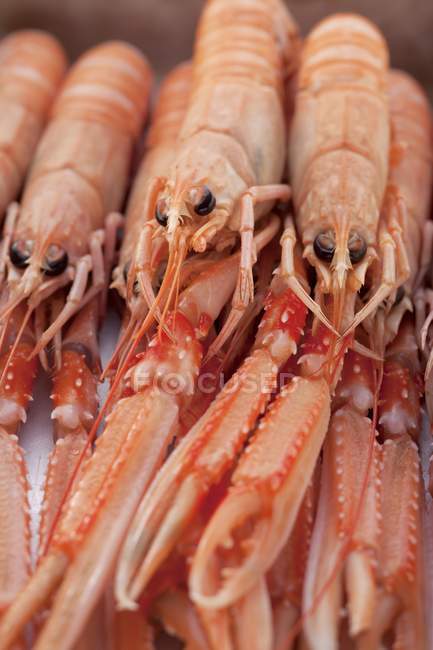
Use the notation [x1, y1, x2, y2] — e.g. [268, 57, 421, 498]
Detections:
[135, 221, 158, 311]
[0, 203, 19, 283]
[191, 210, 229, 254]
[204, 185, 291, 359]
[50, 294, 64, 372]
[34, 304, 49, 371]
[32, 230, 106, 356]
[101, 212, 123, 315]
[280, 216, 338, 335]
[386, 196, 411, 290]
[416, 219, 433, 289]
[342, 227, 398, 337]
[204, 214, 280, 360]
[132, 176, 167, 307]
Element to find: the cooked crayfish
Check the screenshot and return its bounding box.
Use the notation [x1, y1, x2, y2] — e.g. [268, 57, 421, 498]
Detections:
[0, 38, 151, 638]
[289, 13, 391, 332]
[0, 30, 66, 226]
[127, 0, 305, 360]
[0, 40, 152, 367]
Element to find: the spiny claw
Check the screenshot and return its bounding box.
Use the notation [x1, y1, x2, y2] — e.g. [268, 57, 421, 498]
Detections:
[189, 376, 330, 610]
[0, 401, 26, 427]
[152, 589, 211, 650]
[303, 407, 379, 649]
[0, 390, 179, 650]
[0, 340, 38, 435]
[39, 433, 90, 554]
[123, 473, 201, 609]
[50, 349, 98, 438]
[0, 430, 31, 609]
[267, 475, 318, 650]
[115, 347, 279, 608]
[0, 551, 68, 649]
[358, 437, 424, 648]
[231, 577, 273, 650]
[40, 303, 100, 555]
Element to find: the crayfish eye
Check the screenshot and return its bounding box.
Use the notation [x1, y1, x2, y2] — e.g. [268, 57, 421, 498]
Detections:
[395, 285, 405, 304]
[348, 232, 367, 264]
[123, 262, 140, 295]
[155, 199, 169, 227]
[122, 261, 130, 284]
[9, 239, 33, 269]
[193, 185, 216, 216]
[43, 244, 68, 276]
[313, 230, 335, 263]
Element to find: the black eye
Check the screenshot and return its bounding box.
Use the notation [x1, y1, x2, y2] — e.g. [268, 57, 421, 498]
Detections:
[9, 239, 32, 269]
[395, 285, 405, 304]
[194, 186, 216, 216]
[348, 232, 367, 264]
[155, 199, 168, 226]
[123, 261, 131, 283]
[43, 244, 68, 276]
[313, 231, 335, 263]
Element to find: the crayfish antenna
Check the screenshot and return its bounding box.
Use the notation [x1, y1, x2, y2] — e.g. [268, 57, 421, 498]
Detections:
[0, 264, 43, 324]
[341, 283, 395, 339]
[130, 230, 188, 354]
[100, 314, 138, 381]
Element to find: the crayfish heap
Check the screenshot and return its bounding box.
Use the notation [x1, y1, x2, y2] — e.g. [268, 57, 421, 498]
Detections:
[0, 3, 432, 650]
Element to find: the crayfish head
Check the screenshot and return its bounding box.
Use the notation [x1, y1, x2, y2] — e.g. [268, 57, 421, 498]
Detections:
[154, 135, 240, 251]
[312, 226, 368, 330]
[154, 179, 220, 249]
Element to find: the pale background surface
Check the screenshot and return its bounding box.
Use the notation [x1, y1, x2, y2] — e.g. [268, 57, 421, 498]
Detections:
[3, 1, 433, 648]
